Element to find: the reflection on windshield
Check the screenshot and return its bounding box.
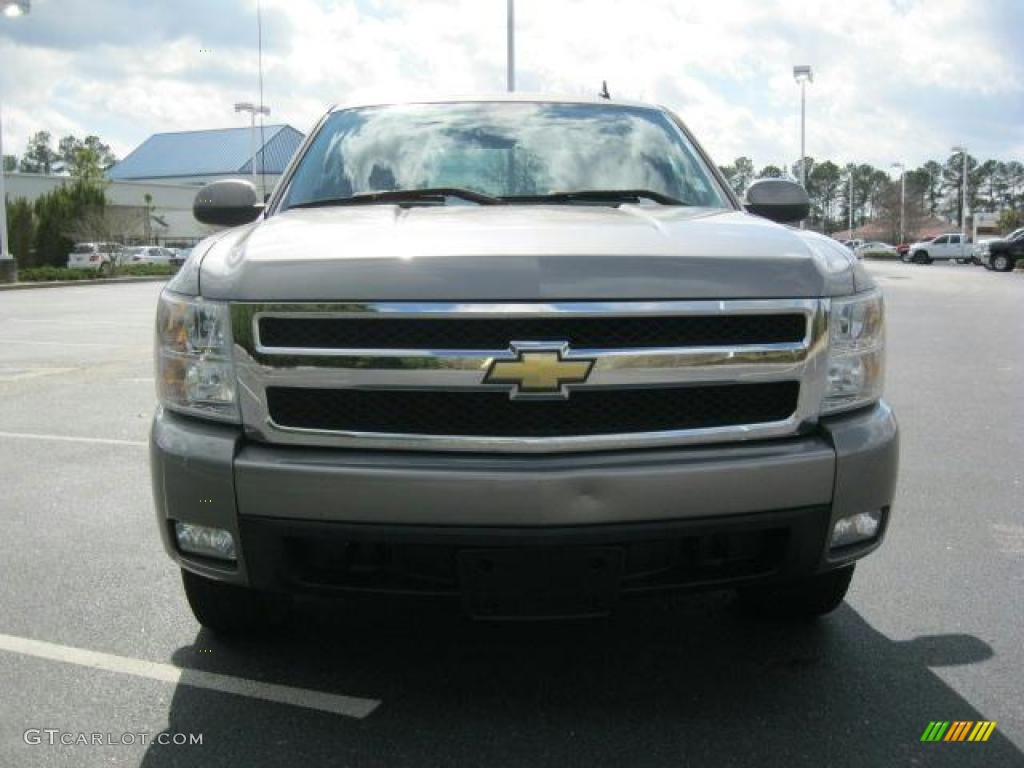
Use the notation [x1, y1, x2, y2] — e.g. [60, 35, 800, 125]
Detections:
[281, 102, 727, 209]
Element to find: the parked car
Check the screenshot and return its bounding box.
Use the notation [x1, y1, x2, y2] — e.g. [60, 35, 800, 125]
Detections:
[168, 247, 192, 267]
[66, 242, 123, 274]
[903, 233, 972, 264]
[152, 95, 898, 633]
[977, 227, 1024, 272]
[854, 241, 897, 259]
[124, 246, 176, 265]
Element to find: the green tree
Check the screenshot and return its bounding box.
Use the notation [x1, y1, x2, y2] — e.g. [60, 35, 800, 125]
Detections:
[757, 165, 783, 179]
[5, 197, 36, 266]
[996, 208, 1022, 232]
[58, 135, 81, 167]
[717, 157, 755, 196]
[32, 180, 106, 266]
[920, 160, 942, 216]
[809, 160, 842, 232]
[19, 131, 58, 174]
[2, 155, 16, 172]
[68, 146, 105, 183]
[941, 150, 978, 226]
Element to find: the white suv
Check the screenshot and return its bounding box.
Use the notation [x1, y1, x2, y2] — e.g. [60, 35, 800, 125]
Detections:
[66, 242, 123, 274]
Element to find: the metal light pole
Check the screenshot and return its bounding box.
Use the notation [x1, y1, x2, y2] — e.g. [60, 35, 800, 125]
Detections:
[793, 65, 812, 229]
[891, 162, 905, 245]
[506, 0, 515, 92]
[793, 65, 812, 188]
[0, 0, 30, 284]
[235, 102, 270, 185]
[951, 145, 968, 243]
[848, 169, 854, 237]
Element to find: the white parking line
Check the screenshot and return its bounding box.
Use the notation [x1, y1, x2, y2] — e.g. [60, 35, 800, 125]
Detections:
[0, 431, 147, 447]
[4, 318, 151, 328]
[2, 339, 123, 348]
[0, 632, 381, 719]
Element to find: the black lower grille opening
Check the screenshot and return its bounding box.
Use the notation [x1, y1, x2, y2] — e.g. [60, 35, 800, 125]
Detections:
[280, 528, 790, 594]
[266, 381, 800, 438]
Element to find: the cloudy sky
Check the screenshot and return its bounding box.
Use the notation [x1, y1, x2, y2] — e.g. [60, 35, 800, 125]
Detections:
[1, 0, 1021, 172]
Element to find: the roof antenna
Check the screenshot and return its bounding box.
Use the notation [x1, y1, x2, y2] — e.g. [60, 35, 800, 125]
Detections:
[599, 80, 611, 100]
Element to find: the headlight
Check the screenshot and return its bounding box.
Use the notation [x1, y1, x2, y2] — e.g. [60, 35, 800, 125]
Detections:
[822, 289, 885, 415]
[155, 291, 239, 422]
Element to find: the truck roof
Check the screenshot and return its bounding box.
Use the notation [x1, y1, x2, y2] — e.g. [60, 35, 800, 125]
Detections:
[328, 92, 664, 113]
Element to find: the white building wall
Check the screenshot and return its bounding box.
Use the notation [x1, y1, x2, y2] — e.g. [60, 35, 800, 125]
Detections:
[2, 172, 217, 240]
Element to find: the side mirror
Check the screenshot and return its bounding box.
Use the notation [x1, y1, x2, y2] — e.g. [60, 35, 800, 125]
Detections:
[193, 179, 264, 227]
[743, 178, 810, 224]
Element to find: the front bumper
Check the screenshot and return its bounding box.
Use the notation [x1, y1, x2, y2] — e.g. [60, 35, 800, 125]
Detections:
[151, 402, 898, 598]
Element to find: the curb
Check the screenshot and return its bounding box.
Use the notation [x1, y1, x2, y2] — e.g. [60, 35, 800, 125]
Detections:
[0, 276, 170, 291]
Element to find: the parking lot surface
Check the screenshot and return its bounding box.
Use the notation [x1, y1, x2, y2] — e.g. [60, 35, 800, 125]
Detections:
[0, 262, 1022, 767]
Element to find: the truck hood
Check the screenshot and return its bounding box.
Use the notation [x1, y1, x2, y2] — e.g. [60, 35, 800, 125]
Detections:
[189, 205, 868, 301]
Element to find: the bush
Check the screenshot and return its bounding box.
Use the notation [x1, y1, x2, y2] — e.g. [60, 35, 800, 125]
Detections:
[32, 180, 106, 267]
[18, 263, 175, 282]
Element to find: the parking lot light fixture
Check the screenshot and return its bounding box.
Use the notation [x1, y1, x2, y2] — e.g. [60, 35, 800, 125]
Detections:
[235, 101, 271, 184]
[0, 0, 30, 284]
[2, 1, 29, 18]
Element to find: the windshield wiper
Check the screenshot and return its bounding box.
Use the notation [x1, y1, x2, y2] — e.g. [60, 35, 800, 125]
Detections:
[286, 188, 503, 209]
[501, 189, 690, 206]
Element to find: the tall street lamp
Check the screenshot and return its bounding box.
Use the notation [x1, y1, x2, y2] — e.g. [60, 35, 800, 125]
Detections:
[793, 65, 812, 229]
[234, 101, 271, 185]
[793, 65, 813, 188]
[847, 167, 854, 237]
[951, 145, 968, 243]
[891, 162, 905, 246]
[0, 0, 31, 284]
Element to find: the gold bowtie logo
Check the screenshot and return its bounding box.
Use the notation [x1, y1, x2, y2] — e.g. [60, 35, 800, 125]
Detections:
[483, 344, 595, 399]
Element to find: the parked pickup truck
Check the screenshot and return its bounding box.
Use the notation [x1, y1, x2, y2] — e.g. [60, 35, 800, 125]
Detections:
[151, 95, 898, 633]
[904, 233, 973, 264]
[977, 227, 1024, 272]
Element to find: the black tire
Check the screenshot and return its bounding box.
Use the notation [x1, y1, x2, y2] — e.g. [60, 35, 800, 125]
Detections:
[738, 565, 854, 620]
[913, 250, 932, 264]
[98, 262, 112, 277]
[181, 569, 291, 635]
[991, 254, 1013, 272]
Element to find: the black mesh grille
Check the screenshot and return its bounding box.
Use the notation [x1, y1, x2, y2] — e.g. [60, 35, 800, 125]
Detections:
[266, 382, 799, 438]
[258, 314, 807, 350]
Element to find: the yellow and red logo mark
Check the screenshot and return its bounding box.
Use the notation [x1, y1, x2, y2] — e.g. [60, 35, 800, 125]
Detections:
[921, 721, 997, 742]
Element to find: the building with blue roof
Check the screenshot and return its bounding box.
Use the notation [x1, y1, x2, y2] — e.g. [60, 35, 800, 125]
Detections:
[107, 124, 305, 189]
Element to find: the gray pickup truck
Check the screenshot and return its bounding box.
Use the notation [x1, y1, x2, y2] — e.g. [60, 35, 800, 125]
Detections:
[150, 96, 898, 633]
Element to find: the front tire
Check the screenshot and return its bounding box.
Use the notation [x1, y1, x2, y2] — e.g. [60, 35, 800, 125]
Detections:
[738, 565, 854, 619]
[991, 254, 1014, 272]
[913, 250, 932, 264]
[181, 569, 291, 635]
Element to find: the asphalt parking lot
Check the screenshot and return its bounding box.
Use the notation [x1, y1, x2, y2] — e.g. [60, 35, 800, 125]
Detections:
[0, 261, 1022, 767]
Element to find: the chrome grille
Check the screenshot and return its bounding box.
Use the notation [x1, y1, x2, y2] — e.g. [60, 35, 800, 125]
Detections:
[232, 300, 829, 454]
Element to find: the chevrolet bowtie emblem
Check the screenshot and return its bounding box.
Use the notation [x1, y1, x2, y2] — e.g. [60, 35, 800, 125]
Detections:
[483, 343, 595, 399]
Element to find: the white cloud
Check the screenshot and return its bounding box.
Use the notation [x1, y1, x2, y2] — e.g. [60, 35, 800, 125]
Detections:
[0, 0, 1020, 169]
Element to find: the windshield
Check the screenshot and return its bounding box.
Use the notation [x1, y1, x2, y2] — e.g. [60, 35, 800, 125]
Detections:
[279, 102, 728, 210]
